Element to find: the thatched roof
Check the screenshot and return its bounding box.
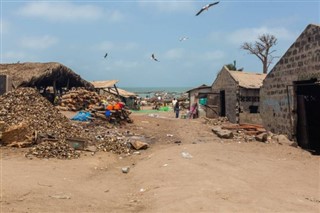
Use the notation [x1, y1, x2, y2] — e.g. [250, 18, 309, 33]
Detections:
[106, 88, 137, 98]
[91, 80, 119, 89]
[0, 62, 94, 89]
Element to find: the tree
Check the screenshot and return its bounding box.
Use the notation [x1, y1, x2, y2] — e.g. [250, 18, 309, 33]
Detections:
[241, 34, 277, 74]
[225, 63, 237, 71]
[225, 60, 243, 71]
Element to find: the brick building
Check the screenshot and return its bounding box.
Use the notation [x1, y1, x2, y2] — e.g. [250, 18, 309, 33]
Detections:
[260, 24, 320, 153]
[186, 84, 214, 118]
[212, 66, 266, 123]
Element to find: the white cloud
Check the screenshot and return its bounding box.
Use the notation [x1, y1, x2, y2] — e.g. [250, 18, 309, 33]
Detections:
[138, 1, 195, 13]
[96, 41, 115, 52]
[227, 27, 297, 45]
[202, 50, 225, 61]
[207, 31, 224, 41]
[20, 35, 58, 49]
[17, 2, 104, 22]
[164, 48, 185, 59]
[108, 10, 125, 22]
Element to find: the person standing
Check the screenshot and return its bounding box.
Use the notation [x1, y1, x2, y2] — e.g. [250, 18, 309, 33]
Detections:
[189, 102, 198, 119]
[174, 101, 180, 118]
[172, 98, 177, 113]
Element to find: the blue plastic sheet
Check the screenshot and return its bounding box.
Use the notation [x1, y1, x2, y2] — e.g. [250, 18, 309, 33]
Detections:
[71, 111, 92, 121]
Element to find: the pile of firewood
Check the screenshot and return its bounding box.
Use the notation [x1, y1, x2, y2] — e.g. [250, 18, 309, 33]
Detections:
[57, 88, 119, 111]
[89, 105, 133, 124]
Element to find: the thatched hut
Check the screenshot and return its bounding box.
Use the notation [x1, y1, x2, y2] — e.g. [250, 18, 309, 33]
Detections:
[0, 62, 94, 91]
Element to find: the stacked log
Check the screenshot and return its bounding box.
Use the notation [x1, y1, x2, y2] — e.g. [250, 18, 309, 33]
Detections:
[57, 88, 120, 111]
[91, 108, 133, 124]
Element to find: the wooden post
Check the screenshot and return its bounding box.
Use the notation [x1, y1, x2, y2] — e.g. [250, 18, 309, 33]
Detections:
[114, 84, 120, 99]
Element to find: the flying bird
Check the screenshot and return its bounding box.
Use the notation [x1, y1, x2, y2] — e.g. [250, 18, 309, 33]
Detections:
[195, 1, 219, 16]
[179, 36, 189, 42]
[151, 53, 159, 62]
[104, 53, 108, 58]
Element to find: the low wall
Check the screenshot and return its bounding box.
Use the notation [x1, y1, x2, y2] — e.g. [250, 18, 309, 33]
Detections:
[239, 112, 263, 125]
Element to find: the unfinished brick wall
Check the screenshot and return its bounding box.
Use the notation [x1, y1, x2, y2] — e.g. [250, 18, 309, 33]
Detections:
[260, 24, 320, 138]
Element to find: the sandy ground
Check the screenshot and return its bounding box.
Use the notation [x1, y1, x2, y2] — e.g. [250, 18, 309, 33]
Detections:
[1, 108, 319, 213]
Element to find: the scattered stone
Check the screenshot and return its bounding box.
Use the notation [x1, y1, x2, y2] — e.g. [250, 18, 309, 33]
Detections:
[130, 140, 149, 150]
[215, 129, 234, 139]
[255, 133, 268, 142]
[181, 151, 193, 159]
[84, 145, 97, 152]
[1, 123, 31, 147]
[122, 167, 130, 173]
[133, 151, 141, 155]
[49, 194, 71, 199]
[26, 141, 80, 159]
[211, 126, 222, 133]
[272, 134, 295, 146]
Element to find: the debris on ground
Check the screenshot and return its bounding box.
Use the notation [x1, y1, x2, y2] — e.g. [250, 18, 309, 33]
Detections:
[207, 117, 295, 145]
[0, 88, 141, 159]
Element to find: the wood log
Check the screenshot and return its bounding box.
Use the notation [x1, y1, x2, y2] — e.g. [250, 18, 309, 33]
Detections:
[244, 130, 266, 135]
[239, 123, 264, 128]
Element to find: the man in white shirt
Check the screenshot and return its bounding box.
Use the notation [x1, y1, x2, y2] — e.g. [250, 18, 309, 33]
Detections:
[172, 98, 177, 112]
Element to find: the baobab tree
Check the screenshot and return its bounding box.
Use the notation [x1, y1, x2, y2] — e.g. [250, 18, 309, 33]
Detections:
[241, 34, 278, 74]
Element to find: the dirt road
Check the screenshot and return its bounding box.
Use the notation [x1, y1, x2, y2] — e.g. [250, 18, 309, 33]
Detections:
[1, 110, 319, 212]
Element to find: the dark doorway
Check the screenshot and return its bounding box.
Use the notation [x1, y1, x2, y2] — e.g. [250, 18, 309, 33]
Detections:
[295, 80, 320, 154]
[220, 90, 226, 116]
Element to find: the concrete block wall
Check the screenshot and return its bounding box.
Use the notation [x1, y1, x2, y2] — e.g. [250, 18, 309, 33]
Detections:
[239, 88, 260, 113]
[212, 67, 239, 123]
[260, 24, 320, 137]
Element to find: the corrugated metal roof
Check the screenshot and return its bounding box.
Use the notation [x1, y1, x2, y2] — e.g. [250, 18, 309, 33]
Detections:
[228, 71, 266, 89]
[90, 80, 119, 88]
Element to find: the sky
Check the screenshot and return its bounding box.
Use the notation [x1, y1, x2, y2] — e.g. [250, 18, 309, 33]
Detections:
[1, 0, 319, 88]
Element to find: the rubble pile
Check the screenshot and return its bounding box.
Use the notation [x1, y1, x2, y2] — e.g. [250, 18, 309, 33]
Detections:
[222, 123, 267, 136]
[203, 117, 229, 126]
[205, 117, 270, 142]
[26, 141, 81, 159]
[0, 88, 142, 159]
[57, 88, 120, 111]
[96, 137, 131, 155]
[0, 88, 85, 146]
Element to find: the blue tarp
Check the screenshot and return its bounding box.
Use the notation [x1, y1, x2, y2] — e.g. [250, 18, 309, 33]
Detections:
[71, 111, 92, 121]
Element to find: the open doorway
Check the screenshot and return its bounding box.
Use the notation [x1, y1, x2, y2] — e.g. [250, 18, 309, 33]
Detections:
[220, 90, 226, 116]
[295, 79, 320, 154]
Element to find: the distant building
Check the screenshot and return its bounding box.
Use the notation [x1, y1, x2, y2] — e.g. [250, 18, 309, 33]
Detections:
[211, 66, 266, 124]
[91, 80, 138, 109]
[260, 24, 320, 153]
[186, 84, 213, 118]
